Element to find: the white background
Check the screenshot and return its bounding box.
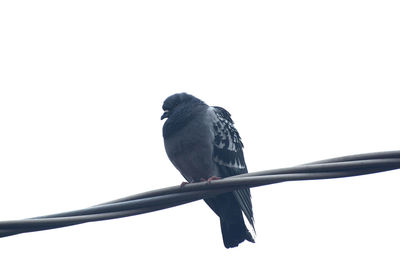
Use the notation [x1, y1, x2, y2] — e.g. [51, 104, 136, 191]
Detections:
[1, 1, 399, 266]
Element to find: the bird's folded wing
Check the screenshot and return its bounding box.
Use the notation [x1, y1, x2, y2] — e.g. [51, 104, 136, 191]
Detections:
[210, 106, 255, 230]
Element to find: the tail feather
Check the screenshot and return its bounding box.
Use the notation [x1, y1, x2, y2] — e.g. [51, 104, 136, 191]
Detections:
[205, 192, 255, 248]
[220, 215, 255, 248]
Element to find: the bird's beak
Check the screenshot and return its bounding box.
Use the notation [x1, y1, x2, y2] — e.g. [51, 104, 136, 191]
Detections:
[161, 110, 169, 120]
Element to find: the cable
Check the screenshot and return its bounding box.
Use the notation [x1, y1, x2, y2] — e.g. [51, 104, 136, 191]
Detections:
[1, 150, 399, 238]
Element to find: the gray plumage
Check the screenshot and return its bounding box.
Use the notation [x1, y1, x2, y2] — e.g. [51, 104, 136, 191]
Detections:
[161, 93, 255, 248]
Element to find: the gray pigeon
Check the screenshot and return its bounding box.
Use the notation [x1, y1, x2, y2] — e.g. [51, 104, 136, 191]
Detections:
[161, 93, 255, 248]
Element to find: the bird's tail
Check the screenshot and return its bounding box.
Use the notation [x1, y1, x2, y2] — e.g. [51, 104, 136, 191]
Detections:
[206, 192, 255, 248]
[220, 215, 255, 248]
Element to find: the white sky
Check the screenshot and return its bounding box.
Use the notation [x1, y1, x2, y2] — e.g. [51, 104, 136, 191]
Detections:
[1, 1, 399, 266]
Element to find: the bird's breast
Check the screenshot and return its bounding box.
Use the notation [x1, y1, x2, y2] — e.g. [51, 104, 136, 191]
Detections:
[164, 121, 217, 182]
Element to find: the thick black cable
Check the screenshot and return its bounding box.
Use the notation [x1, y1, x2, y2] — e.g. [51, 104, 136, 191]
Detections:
[0, 151, 399, 238]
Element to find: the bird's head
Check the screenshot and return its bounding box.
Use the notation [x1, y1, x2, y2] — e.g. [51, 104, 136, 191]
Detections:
[161, 93, 204, 120]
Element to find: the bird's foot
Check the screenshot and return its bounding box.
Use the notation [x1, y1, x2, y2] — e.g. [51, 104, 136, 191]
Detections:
[180, 181, 189, 188]
[205, 176, 221, 184]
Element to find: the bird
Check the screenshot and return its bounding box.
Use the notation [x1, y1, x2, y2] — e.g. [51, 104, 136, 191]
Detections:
[161, 92, 255, 248]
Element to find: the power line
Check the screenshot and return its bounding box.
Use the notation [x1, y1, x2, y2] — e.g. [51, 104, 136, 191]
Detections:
[1, 150, 399, 238]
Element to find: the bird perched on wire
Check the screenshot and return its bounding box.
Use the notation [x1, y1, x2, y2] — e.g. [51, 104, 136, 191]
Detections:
[161, 93, 255, 248]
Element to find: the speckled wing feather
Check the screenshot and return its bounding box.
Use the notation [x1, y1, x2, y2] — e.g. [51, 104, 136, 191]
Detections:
[210, 106, 255, 230]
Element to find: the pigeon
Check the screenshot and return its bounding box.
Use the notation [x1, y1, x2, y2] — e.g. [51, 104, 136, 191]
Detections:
[161, 93, 255, 248]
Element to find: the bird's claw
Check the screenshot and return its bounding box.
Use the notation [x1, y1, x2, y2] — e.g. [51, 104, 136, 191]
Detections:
[180, 181, 189, 188]
[206, 176, 221, 184]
